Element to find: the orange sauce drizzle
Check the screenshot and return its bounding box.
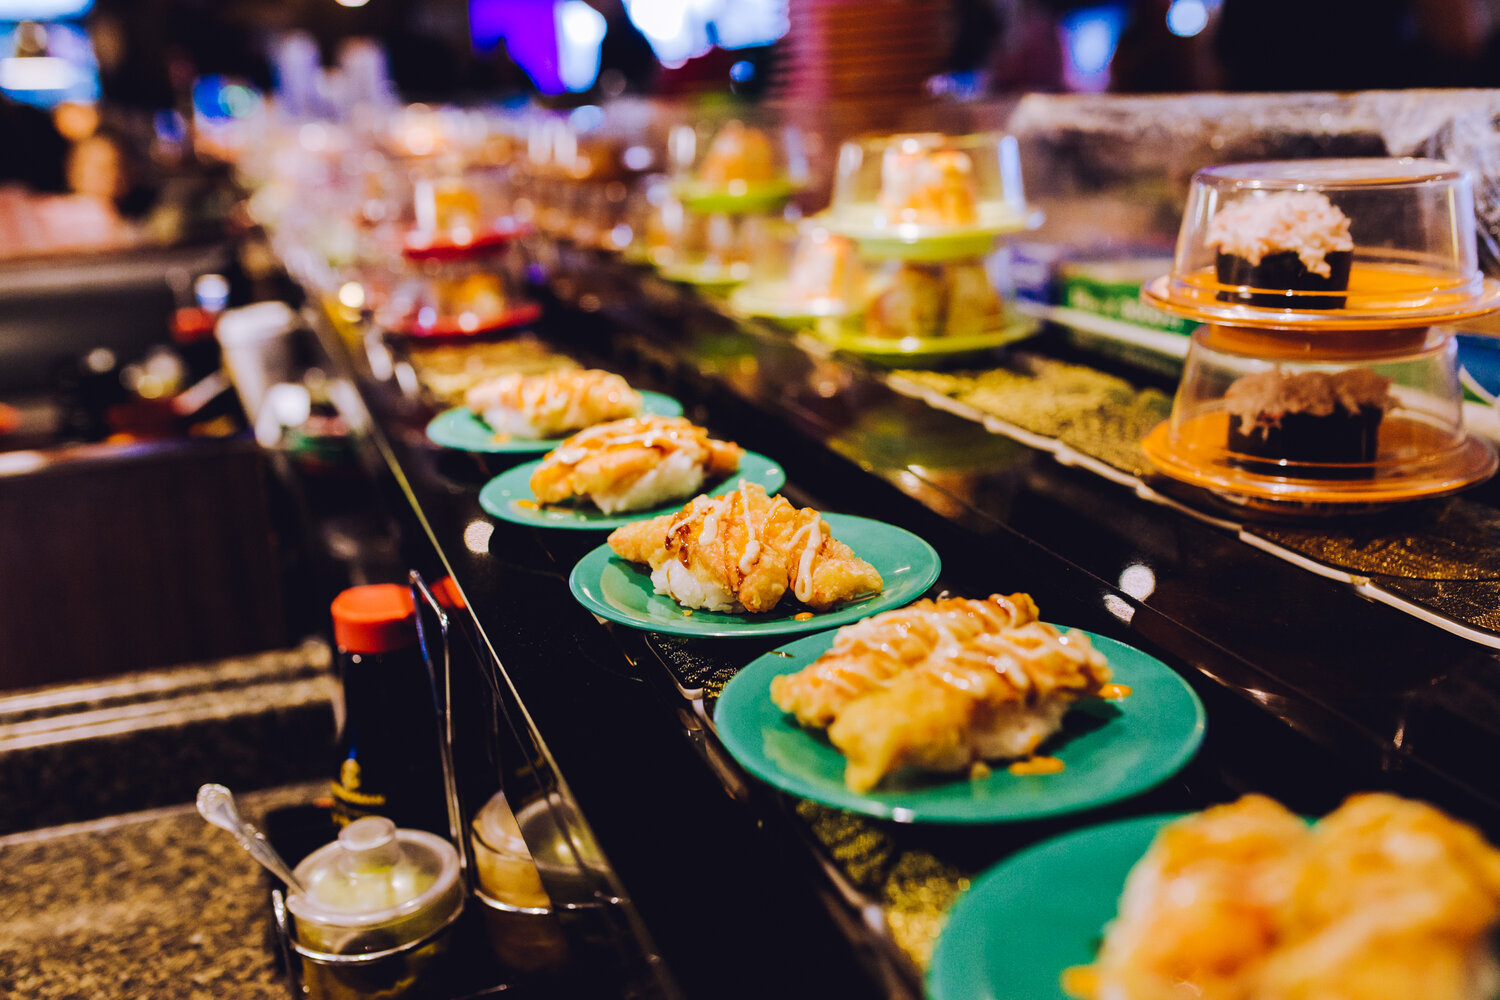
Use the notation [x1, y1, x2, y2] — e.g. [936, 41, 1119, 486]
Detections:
[491, 433, 512, 443]
[1099, 683, 1133, 699]
[682, 609, 693, 617]
[793, 612, 815, 622]
[1008, 756, 1065, 776]
[1061, 965, 1099, 999]
[516, 499, 540, 510]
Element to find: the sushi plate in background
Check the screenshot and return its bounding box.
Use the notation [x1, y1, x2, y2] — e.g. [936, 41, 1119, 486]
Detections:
[567, 513, 941, 638]
[926, 814, 1178, 1000]
[808, 315, 1042, 365]
[478, 451, 787, 531]
[424, 391, 683, 454]
[713, 630, 1204, 824]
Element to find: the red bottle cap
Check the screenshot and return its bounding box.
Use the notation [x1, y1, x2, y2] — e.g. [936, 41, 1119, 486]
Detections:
[331, 584, 417, 653]
[431, 576, 467, 610]
[171, 307, 219, 345]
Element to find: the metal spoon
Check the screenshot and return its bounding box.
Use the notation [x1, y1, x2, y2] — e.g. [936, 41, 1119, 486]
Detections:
[196, 783, 308, 896]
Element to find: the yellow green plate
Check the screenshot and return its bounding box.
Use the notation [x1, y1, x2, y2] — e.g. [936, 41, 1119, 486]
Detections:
[810, 315, 1041, 364]
[714, 629, 1203, 823]
[670, 178, 799, 215]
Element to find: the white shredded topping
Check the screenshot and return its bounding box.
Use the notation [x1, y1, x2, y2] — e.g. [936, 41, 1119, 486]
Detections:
[1205, 191, 1353, 278]
[1225, 367, 1395, 432]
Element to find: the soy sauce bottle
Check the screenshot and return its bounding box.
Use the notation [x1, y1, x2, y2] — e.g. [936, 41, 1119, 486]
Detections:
[329, 584, 449, 836]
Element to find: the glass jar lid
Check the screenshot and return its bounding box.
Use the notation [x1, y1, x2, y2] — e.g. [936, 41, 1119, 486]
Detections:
[286, 817, 462, 953]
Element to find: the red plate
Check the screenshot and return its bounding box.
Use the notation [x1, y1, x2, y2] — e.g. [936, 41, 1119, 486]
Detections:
[401, 220, 534, 261]
[387, 302, 543, 339]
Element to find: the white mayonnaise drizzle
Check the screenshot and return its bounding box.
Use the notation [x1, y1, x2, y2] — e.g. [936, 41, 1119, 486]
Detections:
[791, 513, 823, 604]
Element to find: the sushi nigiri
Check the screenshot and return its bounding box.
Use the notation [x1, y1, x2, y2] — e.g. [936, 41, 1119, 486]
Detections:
[529, 416, 742, 514]
[1078, 793, 1500, 1000]
[770, 593, 1040, 728]
[606, 481, 883, 614]
[464, 369, 640, 439]
[769, 593, 1108, 792]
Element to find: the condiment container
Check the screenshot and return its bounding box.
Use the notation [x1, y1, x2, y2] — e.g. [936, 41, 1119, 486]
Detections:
[329, 585, 448, 836]
[469, 792, 578, 974]
[283, 816, 464, 1000]
[471, 792, 550, 910]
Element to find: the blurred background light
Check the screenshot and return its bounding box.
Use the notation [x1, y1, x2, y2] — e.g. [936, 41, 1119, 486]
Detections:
[0, 0, 91, 16]
[1060, 5, 1125, 93]
[623, 0, 786, 64]
[1166, 0, 1209, 37]
[557, 0, 606, 91]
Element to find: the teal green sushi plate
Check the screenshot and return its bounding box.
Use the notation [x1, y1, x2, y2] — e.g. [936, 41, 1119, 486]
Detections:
[567, 513, 940, 638]
[927, 814, 1178, 1000]
[478, 451, 786, 531]
[424, 391, 682, 454]
[713, 629, 1203, 824]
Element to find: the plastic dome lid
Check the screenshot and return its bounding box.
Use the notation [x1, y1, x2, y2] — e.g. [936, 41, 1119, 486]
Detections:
[1145, 158, 1500, 329]
[1140, 327, 1497, 505]
[286, 817, 462, 955]
[825, 132, 1039, 259]
[666, 117, 806, 214]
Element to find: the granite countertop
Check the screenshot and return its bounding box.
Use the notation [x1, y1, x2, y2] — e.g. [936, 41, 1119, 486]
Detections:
[0, 782, 321, 999]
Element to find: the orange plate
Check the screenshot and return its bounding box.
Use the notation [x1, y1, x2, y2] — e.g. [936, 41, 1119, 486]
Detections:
[1143, 264, 1500, 331]
[1141, 412, 1497, 506]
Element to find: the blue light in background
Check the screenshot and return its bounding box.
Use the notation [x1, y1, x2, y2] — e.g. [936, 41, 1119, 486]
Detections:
[0, 0, 92, 17]
[1059, 4, 1126, 93]
[470, 0, 565, 94]
[192, 74, 262, 120]
[1166, 0, 1210, 37]
[556, 0, 606, 91]
[623, 0, 787, 66]
[0, 20, 98, 108]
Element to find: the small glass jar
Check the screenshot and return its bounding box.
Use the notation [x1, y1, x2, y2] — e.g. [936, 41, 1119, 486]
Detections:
[470, 792, 550, 910]
[284, 816, 464, 1000]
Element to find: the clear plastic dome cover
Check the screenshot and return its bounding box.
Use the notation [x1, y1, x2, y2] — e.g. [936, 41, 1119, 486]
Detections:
[1143, 327, 1496, 501]
[826, 132, 1037, 255]
[1148, 158, 1500, 327]
[378, 253, 538, 337]
[668, 117, 807, 213]
[730, 217, 864, 319]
